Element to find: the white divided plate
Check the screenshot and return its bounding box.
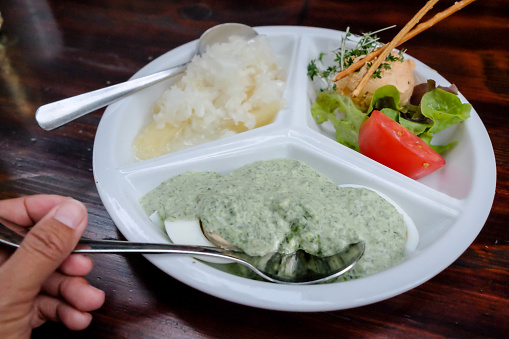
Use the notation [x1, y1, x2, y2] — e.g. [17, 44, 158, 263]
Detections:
[93, 26, 496, 312]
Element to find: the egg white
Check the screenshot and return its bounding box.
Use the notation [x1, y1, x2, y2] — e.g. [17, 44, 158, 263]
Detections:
[159, 217, 231, 264]
[149, 211, 214, 248]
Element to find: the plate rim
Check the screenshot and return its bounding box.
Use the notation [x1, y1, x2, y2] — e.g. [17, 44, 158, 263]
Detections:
[92, 25, 496, 312]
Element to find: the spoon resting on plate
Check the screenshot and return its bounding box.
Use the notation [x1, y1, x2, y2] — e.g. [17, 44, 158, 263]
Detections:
[35, 23, 258, 131]
[0, 221, 364, 285]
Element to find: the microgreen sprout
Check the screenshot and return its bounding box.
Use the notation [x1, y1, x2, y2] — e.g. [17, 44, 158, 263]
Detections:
[308, 26, 405, 89]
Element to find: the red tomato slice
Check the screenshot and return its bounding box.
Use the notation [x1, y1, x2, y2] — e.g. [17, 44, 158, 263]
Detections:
[358, 110, 445, 180]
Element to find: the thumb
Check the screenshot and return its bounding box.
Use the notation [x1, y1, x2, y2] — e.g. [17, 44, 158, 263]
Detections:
[4, 198, 88, 294]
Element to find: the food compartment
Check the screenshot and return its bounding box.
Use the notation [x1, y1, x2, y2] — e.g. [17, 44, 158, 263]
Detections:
[300, 33, 476, 199]
[102, 32, 299, 168]
[120, 136, 459, 261]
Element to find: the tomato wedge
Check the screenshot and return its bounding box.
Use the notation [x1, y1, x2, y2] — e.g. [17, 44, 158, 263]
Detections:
[358, 110, 445, 179]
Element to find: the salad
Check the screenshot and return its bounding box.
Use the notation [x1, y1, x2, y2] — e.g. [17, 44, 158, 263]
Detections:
[308, 29, 472, 179]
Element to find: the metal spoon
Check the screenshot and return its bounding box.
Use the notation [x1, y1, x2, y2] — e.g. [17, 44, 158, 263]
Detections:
[0, 221, 364, 285]
[35, 23, 259, 131]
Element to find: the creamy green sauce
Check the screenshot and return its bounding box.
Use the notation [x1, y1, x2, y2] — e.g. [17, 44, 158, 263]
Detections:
[141, 159, 407, 280]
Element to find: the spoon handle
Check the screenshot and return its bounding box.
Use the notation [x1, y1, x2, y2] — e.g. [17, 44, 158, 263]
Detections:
[76, 238, 232, 256]
[35, 62, 189, 131]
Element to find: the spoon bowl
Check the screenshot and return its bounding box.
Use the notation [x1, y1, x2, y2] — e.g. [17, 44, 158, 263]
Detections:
[35, 23, 258, 131]
[0, 221, 363, 285]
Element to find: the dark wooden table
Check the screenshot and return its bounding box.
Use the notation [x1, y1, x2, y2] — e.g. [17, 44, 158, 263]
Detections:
[1, 1, 507, 338]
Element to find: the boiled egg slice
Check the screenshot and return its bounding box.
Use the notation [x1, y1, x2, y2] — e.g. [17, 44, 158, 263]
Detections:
[160, 216, 232, 264]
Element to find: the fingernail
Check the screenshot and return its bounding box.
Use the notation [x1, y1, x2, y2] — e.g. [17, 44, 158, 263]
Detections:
[54, 199, 86, 229]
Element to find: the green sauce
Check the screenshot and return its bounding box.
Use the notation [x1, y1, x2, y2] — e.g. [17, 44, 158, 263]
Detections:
[141, 159, 407, 280]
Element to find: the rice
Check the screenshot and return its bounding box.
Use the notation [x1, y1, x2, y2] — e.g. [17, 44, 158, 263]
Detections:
[133, 35, 286, 160]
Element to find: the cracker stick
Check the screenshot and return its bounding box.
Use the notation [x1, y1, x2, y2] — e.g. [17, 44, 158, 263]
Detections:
[400, 0, 476, 43]
[351, 0, 439, 97]
[334, 0, 476, 83]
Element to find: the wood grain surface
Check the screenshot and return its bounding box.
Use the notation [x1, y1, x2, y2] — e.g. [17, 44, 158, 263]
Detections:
[0, 0, 507, 338]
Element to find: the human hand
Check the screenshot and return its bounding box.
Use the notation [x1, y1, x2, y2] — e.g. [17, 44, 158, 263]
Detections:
[0, 195, 105, 338]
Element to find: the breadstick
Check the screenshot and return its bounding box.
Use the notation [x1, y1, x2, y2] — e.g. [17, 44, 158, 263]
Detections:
[400, 0, 476, 43]
[333, 45, 389, 82]
[334, 0, 476, 83]
[351, 0, 439, 97]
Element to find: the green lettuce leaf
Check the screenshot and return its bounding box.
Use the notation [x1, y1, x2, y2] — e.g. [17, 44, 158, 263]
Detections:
[379, 108, 399, 121]
[311, 91, 367, 151]
[368, 85, 402, 113]
[310, 85, 471, 154]
[399, 117, 431, 135]
[420, 88, 472, 135]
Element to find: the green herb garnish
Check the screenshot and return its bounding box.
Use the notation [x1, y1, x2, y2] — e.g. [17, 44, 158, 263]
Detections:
[307, 26, 405, 87]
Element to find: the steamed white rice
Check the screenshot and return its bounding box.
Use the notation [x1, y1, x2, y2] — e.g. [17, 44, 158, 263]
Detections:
[135, 35, 286, 158]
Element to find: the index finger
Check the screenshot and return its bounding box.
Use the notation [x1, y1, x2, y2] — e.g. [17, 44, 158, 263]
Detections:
[0, 195, 71, 227]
